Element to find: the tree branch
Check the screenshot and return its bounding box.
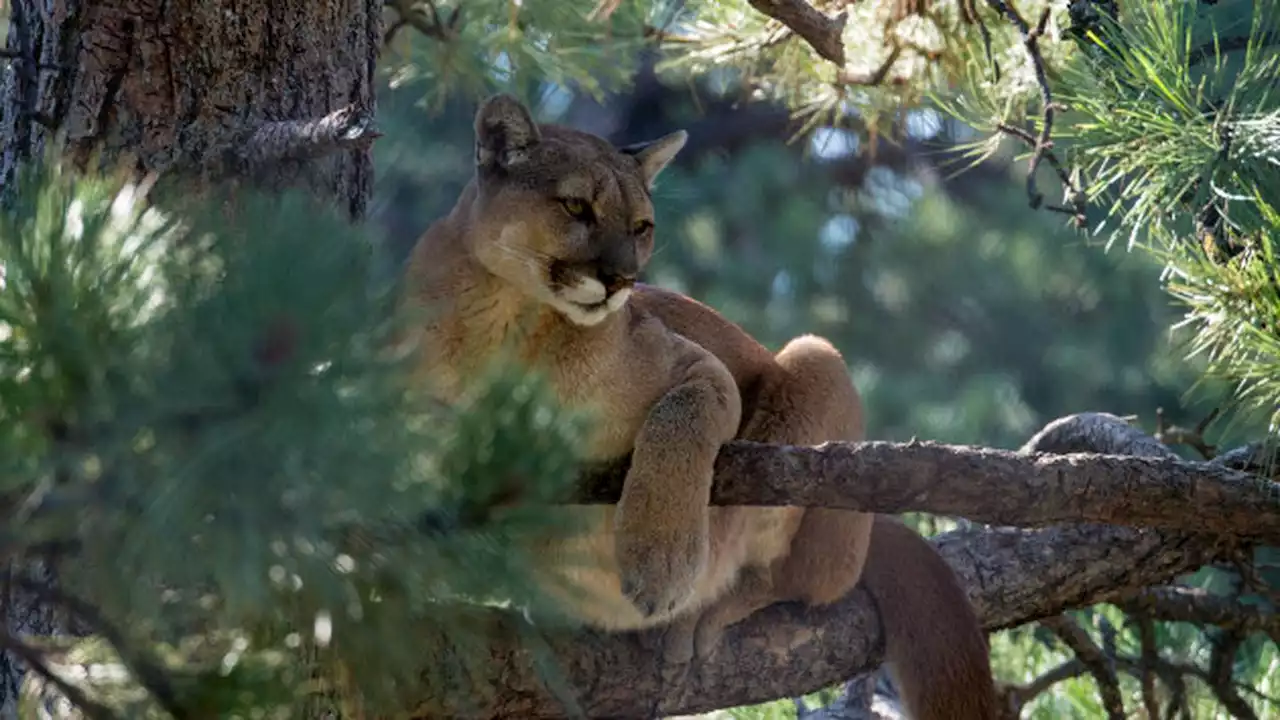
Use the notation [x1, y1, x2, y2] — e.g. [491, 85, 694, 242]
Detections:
[1136, 614, 1163, 718]
[1122, 586, 1280, 641]
[204, 103, 382, 183]
[986, 1, 1088, 225]
[745, 0, 848, 66]
[1040, 615, 1126, 719]
[396, 414, 1213, 717]
[407, 514, 1230, 718]
[1208, 629, 1258, 720]
[399, 412, 1256, 718]
[574, 416, 1280, 544]
[1002, 658, 1088, 712]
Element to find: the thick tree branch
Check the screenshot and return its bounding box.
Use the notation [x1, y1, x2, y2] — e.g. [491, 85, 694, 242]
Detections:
[575, 426, 1280, 544]
[407, 516, 1230, 718]
[401, 412, 1249, 718]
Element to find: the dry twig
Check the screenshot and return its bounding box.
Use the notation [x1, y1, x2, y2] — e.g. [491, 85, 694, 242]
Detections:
[836, 45, 905, 86]
[1137, 616, 1164, 719]
[1208, 629, 1258, 720]
[1001, 658, 1088, 713]
[983, 2, 1089, 226]
[1040, 615, 1126, 719]
[204, 103, 382, 183]
[1154, 407, 1221, 460]
[383, 0, 462, 46]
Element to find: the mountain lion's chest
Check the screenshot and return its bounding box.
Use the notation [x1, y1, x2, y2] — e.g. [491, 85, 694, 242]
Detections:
[421, 302, 661, 463]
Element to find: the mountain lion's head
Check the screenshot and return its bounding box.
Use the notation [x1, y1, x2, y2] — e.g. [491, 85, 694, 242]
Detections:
[466, 94, 686, 327]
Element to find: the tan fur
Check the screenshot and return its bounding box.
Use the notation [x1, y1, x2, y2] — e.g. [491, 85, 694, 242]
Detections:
[401, 94, 998, 719]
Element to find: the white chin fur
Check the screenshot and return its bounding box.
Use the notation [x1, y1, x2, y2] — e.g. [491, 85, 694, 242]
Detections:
[550, 287, 633, 327]
[606, 287, 632, 312]
[559, 276, 608, 305]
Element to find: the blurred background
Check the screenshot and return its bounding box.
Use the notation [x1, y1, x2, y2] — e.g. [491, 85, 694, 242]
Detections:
[367, 57, 1209, 452]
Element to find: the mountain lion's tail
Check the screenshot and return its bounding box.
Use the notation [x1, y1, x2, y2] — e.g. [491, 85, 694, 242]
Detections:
[860, 514, 999, 720]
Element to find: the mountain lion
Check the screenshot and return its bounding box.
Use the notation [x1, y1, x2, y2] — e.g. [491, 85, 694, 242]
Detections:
[400, 93, 998, 719]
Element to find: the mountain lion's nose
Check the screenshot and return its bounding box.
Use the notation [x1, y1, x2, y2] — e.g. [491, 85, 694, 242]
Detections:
[600, 271, 636, 295]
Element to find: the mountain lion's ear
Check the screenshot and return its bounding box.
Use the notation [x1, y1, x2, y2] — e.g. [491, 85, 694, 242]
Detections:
[474, 94, 541, 172]
[619, 130, 688, 186]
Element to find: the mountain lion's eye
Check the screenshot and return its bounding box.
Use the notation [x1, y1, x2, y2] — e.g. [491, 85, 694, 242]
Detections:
[632, 219, 654, 235]
[560, 198, 592, 220]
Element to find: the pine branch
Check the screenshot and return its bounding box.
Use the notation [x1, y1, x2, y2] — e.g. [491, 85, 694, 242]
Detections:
[406, 413, 1240, 718]
[383, 0, 462, 46]
[0, 626, 117, 720]
[17, 580, 186, 719]
[574, 413, 1280, 544]
[1188, 32, 1280, 68]
[745, 0, 848, 66]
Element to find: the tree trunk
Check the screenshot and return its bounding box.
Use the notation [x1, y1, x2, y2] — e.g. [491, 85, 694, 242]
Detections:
[0, 0, 381, 218]
[0, 0, 381, 714]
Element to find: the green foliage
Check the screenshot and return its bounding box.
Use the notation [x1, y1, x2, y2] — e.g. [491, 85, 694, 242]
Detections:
[935, 0, 1280, 438]
[636, 135, 1198, 448]
[1061, 1, 1280, 437]
[1053, 0, 1279, 244]
[383, 0, 653, 110]
[654, 0, 1068, 134]
[0, 156, 593, 717]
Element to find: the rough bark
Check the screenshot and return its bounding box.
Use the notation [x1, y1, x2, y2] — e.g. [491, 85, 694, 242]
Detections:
[406, 413, 1240, 719]
[0, 0, 380, 218]
[408, 524, 1228, 718]
[745, 0, 848, 65]
[577, 430, 1280, 543]
[0, 0, 381, 715]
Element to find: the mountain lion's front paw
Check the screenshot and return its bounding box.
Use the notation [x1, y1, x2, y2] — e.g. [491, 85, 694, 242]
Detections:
[615, 520, 708, 618]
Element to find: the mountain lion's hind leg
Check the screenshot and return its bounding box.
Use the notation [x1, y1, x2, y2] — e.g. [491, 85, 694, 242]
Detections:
[663, 335, 872, 663]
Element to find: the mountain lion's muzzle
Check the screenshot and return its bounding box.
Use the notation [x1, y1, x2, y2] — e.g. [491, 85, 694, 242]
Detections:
[548, 248, 638, 316]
